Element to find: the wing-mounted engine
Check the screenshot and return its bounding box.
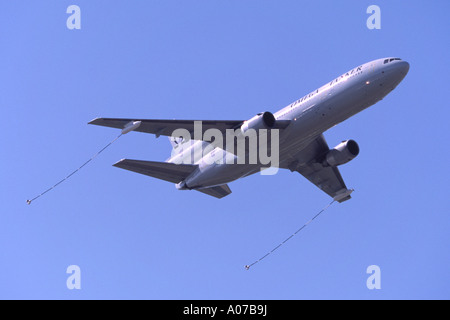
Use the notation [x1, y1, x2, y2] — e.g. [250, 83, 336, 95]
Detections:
[240, 111, 289, 133]
[241, 112, 275, 133]
[322, 140, 360, 167]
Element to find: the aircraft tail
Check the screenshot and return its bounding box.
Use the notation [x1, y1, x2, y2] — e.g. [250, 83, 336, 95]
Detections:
[197, 184, 232, 199]
[168, 136, 185, 149]
[114, 159, 197, 184]
[113, 159, 231, 199]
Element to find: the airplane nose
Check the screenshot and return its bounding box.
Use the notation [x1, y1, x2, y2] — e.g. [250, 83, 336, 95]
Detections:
[397, 60, 410, 75]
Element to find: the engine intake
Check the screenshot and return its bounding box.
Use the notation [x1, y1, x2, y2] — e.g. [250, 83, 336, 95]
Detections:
[323, 140, 360, 167]
[241, 111, 276, 133]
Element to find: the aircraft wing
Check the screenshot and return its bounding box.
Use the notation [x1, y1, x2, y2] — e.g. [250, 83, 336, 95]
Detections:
[284, 135, 353, 203]
[89, 118, 245, 138]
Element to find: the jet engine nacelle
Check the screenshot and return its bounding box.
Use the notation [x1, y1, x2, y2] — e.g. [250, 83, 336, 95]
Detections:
[240, 111, 276, 133]
[323, 140, 360, 167]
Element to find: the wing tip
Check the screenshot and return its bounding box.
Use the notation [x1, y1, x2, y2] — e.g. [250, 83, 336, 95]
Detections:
[88, 117, 103, 125]
[333, 188, 354, 203]
[113, 159, 127, 167]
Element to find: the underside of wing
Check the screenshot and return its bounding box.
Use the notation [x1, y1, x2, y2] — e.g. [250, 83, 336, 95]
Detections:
[283, 135, 353, 203]
[89, 118, 245, 138]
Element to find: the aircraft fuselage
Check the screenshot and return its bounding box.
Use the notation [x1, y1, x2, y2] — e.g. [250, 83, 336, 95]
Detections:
[172, 57, 409, 189]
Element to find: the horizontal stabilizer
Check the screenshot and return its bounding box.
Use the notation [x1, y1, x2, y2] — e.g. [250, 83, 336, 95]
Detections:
[113, 159, 232, 199]
[113, 159, 197, 184]
[197, 184, 232, 199]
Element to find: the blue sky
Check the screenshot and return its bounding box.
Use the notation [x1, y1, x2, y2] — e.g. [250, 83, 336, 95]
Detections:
[1, 1, 449, 299]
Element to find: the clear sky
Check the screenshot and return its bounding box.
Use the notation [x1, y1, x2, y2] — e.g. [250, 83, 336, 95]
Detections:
[1, 1, 449, 299]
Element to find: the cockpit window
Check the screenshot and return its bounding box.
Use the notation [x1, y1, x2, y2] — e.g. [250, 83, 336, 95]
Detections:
[385, 58, 402, 64]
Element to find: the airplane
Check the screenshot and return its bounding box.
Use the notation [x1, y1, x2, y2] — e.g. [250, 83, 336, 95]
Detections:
[89, 57, 409, 203]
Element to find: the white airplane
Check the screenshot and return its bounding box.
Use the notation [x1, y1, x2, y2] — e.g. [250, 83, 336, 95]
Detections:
[89, 57, 409, 202]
